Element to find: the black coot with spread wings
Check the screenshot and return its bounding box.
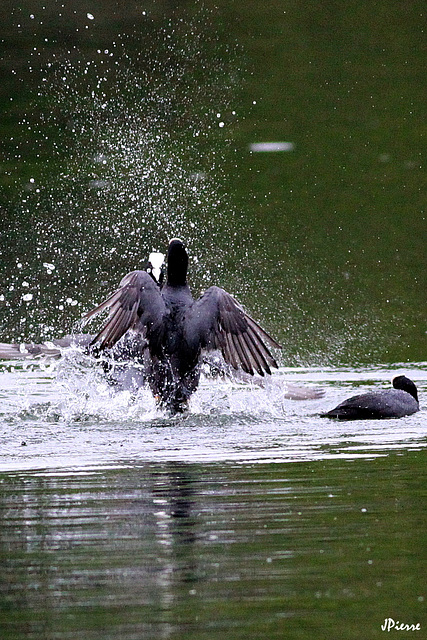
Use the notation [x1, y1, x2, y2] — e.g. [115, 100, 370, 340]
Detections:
[321, 375, 419, 420]
[83, 239, 281, 412]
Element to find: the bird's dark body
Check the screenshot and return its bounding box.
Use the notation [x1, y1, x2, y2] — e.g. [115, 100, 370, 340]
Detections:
[83, 240, 280, 413]
[321, 376, 419, 420]
[143, 283, 201, 411]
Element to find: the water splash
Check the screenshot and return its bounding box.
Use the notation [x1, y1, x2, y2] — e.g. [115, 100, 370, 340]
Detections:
[1, 353, 425, 471]
[6, 343, 293, 427]
[1, 17, 245, 344]
[0, 12, 406, 365]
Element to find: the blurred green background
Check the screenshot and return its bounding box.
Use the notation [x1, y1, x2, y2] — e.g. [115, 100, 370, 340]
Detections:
[0, 0, 425, 364]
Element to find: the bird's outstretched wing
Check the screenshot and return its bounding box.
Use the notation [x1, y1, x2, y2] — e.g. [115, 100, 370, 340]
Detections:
[81, 270, 167, 350]
[185, 286, 281, 376]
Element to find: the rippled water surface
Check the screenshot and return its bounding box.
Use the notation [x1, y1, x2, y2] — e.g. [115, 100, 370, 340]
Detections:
[1, 357, 426, 469]
[1, 358, 426, 639]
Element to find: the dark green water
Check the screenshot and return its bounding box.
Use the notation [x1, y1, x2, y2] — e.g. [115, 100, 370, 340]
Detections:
[1, 0, 425, 363]
[1, 454, 426, 640]
[0, 2, 426, 638]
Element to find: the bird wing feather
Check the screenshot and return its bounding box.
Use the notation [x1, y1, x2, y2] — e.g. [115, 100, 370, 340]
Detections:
[185, 286, 281, 376]
[81, 270, 167, 350]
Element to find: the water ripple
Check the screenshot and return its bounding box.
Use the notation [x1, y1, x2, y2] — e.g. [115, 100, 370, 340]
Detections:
[0, 357, 425, 471]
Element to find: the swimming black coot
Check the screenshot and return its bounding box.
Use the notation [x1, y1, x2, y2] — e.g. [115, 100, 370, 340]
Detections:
[321, 375, 419, 420]
[82, 239, 281, 412]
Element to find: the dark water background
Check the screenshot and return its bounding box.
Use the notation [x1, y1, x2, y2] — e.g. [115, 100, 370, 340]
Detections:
[1, 0, 425, 364]
[0, 1, 426, 639]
